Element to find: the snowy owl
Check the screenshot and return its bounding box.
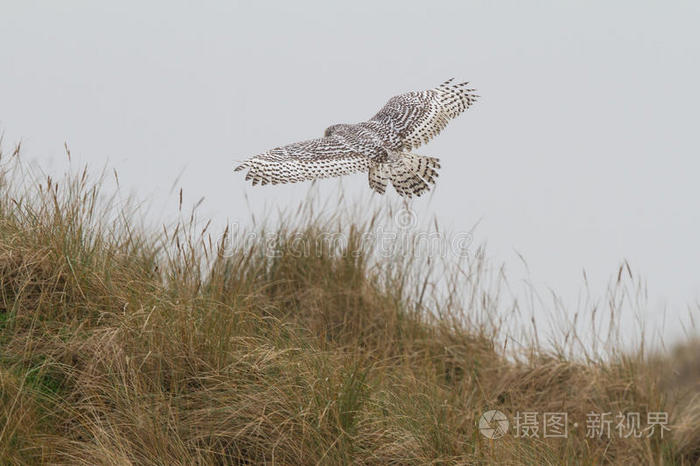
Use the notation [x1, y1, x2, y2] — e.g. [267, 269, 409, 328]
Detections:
[235, 79, 478, 198]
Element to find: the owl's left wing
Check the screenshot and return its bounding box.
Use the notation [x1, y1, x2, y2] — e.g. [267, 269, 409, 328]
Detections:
[370, 79, 478, 150]
[235, 136, 370, 185]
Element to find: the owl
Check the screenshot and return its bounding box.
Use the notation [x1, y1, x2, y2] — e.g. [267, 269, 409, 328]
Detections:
[235, 79, 478, 197]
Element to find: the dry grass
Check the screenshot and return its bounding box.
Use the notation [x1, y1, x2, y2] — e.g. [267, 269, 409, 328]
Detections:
[0, 143, 698, 465]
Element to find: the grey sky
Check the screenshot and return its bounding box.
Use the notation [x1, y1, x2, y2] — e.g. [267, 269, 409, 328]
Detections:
[1, 1, 699, 346]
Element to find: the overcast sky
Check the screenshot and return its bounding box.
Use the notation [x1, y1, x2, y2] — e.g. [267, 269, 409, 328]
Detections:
[1, 1, 698, 347]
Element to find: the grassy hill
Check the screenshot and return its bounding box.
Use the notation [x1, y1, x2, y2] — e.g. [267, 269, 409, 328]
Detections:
[0, 145, 698, 464]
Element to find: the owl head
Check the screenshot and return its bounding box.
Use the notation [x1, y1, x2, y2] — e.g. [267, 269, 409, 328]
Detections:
[323, 124, 349, 137]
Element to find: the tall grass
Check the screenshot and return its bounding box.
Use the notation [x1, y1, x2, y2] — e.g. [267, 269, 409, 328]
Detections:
[0, 142, 698, 464]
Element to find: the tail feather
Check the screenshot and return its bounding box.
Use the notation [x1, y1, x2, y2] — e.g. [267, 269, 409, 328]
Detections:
[368, 164, 390, 194]
[368, 153, 440, 198]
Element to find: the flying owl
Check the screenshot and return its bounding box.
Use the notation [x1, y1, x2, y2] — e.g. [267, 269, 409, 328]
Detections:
[235, 79, 478, 197]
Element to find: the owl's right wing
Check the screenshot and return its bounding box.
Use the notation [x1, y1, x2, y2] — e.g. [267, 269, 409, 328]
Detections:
[235, 136, 370, 185]
[370, 79, 478, 151]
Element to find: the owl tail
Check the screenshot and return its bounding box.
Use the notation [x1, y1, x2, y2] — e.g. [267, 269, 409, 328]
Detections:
[368, 154, 440, 198]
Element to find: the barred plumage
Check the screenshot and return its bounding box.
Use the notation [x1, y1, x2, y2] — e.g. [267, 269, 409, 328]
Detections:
[235, 79, 477, 197]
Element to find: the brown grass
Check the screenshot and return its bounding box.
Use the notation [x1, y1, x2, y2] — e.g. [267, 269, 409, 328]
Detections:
[0, 143, 698, 465]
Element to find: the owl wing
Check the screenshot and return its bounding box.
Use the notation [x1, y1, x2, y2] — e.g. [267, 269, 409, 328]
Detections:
[235, 136, 370, 185]
[370, 79, 478, 150]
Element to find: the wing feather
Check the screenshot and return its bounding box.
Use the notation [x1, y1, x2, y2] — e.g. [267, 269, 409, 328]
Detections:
[235, 136, 370, 185]
[370, 79, 478, 150]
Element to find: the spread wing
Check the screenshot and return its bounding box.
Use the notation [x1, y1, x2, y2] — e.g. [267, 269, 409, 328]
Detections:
[370, 78, 478, 150]
[234, 136, 370, 185]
